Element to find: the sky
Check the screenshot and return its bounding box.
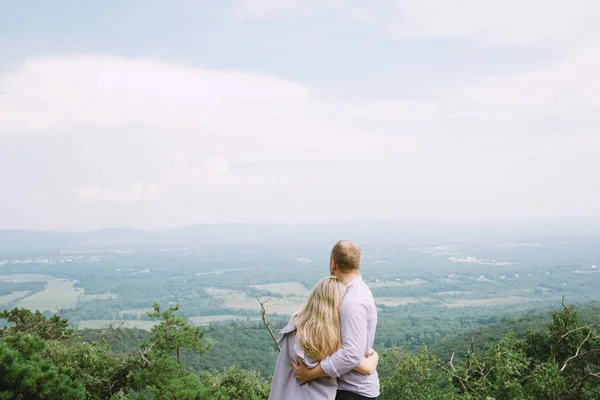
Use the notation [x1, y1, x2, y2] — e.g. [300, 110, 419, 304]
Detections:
[1, 0, 599, 231]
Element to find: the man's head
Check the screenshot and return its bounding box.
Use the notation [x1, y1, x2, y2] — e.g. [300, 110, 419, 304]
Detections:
[329, 240, 361, 278]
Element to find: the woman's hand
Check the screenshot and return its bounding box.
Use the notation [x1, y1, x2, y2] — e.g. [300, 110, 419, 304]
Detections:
[352, 349, 379, 375]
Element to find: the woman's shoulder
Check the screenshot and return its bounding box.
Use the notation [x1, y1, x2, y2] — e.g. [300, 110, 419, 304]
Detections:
[280, 312, 300, 335]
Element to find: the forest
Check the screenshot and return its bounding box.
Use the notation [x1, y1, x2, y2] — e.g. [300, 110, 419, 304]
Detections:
[1, 300, 599, 399]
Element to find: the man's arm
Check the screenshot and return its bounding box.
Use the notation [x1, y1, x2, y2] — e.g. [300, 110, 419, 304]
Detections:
[319, 301, 368, 378]
[292, 350, 378, 384]
[292, 357, 328, 385]
[353, 350, 378, 375]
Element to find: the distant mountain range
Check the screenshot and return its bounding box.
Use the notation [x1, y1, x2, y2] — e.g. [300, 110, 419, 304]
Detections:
[1, 219, 599, 255]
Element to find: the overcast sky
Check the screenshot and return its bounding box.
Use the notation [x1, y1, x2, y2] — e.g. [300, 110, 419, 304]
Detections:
[1, 1, 599, 231]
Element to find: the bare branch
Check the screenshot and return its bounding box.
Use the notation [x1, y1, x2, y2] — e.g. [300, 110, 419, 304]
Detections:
[558, 325, 597, 342]
[98, 320, 125, 342]
[448, 352, 455, 371]
[139, 341, 157, 366]
[139, 349, 151, 365]
[443, 352, 471, 393]
[561, 330, 592, 372]
[467, 332, 478, 355]
[256, 294, 281, 352]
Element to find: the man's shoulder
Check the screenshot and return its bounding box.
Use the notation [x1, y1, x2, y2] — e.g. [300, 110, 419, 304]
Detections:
[344, 279, 375, 302]
[341, 292, 376, 311]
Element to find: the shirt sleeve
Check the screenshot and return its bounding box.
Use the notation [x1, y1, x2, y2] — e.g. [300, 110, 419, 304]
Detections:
[320, 301, 368, 378]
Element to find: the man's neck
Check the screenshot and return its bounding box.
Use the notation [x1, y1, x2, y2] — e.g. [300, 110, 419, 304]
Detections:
[337, 271, 360, 285]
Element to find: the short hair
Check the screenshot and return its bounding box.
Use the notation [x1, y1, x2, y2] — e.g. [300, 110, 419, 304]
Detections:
[331, 240, 361, 271]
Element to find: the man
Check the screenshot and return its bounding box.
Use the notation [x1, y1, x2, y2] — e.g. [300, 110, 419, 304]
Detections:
[292, 240, 380, 400]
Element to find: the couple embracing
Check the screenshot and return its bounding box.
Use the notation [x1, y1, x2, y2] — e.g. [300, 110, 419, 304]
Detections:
[269, 240, 380, 400]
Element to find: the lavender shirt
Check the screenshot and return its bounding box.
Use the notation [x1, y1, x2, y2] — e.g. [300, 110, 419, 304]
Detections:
[269, 315, 338, 399]
[320, 275, 380, 397]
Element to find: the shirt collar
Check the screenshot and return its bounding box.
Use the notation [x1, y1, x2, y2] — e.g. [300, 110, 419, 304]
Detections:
[346, 274, 362, 288]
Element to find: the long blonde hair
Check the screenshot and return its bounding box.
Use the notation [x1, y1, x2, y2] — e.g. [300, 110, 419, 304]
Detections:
[295, 276, 346, 361]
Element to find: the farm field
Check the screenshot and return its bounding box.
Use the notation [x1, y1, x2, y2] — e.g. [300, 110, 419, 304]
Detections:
[0, 274, 83, 312]
[227, 296, 305, 315]
[205, 285, 307, 316]
[0, 290, 31, 306]
[367, 278, 429, 288]
[205, 288, 306, 315]
[253, 282, 309, 296]
[442, 296, 539, 308]
[375, 296, 436, 307]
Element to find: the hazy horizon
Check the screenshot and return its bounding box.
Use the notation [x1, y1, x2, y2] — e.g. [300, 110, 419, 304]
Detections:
[2, 1, 599, 231]
[3, 217, 600, 236]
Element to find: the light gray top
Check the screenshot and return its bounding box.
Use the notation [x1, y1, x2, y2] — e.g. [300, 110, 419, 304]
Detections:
[269, 316, 338, 400]
[320, 275, 380, 397]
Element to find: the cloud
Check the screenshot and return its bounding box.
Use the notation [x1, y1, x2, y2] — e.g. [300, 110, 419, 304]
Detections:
[0, 49, 599, 230]
[0, 55, 426, 160]
[233, 0, 600, 46]
[76, 183, 162, 204]
[0, 55, 440, 229]
[0, 55, 309, 132]
[445, 45, 600, 120]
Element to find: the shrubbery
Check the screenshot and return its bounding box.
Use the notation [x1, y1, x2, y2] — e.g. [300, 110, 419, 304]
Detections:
[1, 303, 599, 399]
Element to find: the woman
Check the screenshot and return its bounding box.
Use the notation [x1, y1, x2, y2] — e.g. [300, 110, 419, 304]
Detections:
[269, 276, 378, 399]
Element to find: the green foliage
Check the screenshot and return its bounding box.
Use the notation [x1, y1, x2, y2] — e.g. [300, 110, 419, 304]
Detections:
[200, 366, 271, 400]
[0, 332, 85, 399]
[3, 301, 600, 400]
[193, 320, 283, 377]
[379, 345, 461, 400]
[0, 308, 76, 341]
[145, 302, 209, 365]
[0, 303, 273, 399]
[43, 339, 142, 399]
[129, 303, 214, 399]
[381, 303, 600, 400]
[0, 281, 45, 297]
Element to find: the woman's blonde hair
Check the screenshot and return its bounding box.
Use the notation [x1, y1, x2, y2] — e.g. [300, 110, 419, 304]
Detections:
[295, 276, 347, 361]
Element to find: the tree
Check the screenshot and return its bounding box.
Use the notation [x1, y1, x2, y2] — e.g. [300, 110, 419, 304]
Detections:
[379, 345, 461, 400]
[0, 332, 85, 399]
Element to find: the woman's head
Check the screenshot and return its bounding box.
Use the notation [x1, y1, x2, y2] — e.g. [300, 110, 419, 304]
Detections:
[295, 276, 347, 361]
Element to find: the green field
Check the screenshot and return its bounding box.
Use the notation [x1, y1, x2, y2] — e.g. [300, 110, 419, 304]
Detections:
[442, 296, 538, 308]
[253, 282, 309, 296]
[228, 296, 305, 316]
[0, 290, 31, 306]
[368, 278, 429, 288]
[205, 285, 306, 316]
[0, 274, 83, 313]
[0, 274, 53, 283]
[375, 296, 436, 307]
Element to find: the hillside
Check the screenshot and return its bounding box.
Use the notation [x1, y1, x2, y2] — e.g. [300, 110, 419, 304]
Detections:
[432, 300, 600, 361]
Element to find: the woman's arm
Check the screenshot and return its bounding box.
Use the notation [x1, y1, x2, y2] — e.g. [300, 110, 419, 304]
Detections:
[352, 350, 378, 375]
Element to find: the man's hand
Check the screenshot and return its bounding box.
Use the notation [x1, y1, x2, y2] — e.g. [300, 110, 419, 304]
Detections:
[292, 356, 329, 384]
[291, 356, 311, 385]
